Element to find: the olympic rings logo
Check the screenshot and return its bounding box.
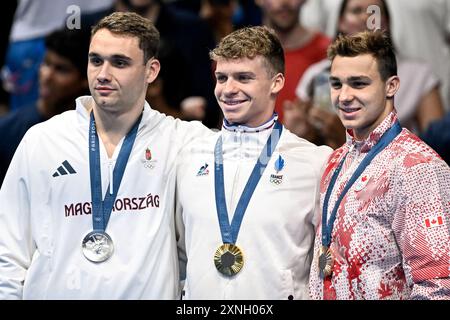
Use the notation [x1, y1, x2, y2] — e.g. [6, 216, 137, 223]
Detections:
[270, 177, 283, 185]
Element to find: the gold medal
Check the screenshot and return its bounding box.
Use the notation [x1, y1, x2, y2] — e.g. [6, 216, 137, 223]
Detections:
[214, 243, 244, 276]
[318, 245, 334, 278]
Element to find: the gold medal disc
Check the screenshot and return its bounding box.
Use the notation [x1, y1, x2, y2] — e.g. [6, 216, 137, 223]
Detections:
[214, 243, 244, 276]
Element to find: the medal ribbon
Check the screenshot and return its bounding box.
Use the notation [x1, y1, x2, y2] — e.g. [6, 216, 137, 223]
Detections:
[321, 121, 402, 247]
[214, 121, 283, 244]
[89, 111, 142, 231]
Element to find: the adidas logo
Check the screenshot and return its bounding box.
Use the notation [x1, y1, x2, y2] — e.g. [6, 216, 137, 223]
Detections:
[52, 160, 77, 177]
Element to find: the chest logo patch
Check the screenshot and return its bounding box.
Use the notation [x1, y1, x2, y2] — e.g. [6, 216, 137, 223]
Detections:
[270, 155, 284, 185]
[354, 174, 369, 191]
[424, 215, 445, 229]
[141, 147, 157, 169]
[196, 163, 209, 176]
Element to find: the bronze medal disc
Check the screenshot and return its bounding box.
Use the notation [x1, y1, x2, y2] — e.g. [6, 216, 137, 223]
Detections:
[318, 245, 334, 278]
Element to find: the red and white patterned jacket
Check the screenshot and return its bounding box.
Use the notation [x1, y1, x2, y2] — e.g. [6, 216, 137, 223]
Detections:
[309, 111, 450, 300]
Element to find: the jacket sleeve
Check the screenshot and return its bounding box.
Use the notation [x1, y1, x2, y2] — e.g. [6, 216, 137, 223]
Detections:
[175, 185, 187, 283]
[394, 158, 450, 299]
[0, 136, 36, 299]
[312, 145, 334, 231]
[175, 118, 214, 147]
[174, 145, 188, 301]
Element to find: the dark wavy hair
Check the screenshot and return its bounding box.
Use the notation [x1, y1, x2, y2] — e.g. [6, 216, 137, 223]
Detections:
[328, 30, 397, 81]
[91, 12, 160, 64]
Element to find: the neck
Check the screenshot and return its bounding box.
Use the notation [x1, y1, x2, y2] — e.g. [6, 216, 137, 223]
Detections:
[91, 101, 143, 158]
[37, 99, 53, 119]
[250, 109, 277, 128]
[211, 21, 234, 44]
[353, 104, 394, 141]
[274, 25, 312, 50]
[37, 98, 75, 119]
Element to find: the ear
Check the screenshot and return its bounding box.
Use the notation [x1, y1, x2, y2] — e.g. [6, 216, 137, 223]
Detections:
[385, 75, 400, 99]
[145, 58, 161, 84]
[270, 73, 285, 95]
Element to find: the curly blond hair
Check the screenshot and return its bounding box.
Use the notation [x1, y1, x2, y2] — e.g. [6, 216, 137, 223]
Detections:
[210, 26, 285, 76]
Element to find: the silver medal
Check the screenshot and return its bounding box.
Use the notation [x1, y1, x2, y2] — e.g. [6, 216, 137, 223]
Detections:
[82, 231, 114, 263]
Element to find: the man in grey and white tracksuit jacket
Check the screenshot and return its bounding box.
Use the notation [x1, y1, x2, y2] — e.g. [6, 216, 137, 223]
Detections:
[175, 26, 332, 300]
[0, 96, 208, 299]
[0, 12, 211, 299]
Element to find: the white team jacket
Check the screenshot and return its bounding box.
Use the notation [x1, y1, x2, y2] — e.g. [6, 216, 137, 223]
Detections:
[176, 119, 332, 299]
[0, 96, 210, 299]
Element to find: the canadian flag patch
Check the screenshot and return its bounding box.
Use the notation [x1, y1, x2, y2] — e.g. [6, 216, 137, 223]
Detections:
[424, 216, 444, 229]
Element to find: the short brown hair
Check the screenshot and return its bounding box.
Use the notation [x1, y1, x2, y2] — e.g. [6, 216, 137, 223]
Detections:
[91, 12, 159, 64]
[210, 26, 285, 76]
[328, 30, 397, 81]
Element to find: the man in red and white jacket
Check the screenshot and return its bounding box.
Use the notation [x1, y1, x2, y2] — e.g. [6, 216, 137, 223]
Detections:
[309, 30, 450, 300]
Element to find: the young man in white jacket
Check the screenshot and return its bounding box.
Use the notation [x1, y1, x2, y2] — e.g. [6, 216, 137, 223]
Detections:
[176, 26, 332, 299]
[0, 12, 209, 299]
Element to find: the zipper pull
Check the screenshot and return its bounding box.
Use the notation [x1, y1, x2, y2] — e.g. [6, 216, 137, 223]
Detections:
[348, 143, 355, 153]
[109, 160, 114, 195]
[237, 126, 243, 143]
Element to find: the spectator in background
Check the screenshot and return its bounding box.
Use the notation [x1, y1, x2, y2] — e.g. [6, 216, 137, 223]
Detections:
[199, 0, 237, 44]
[171, 0, 262, 29]
[286, 0, 445, 149]
[386, 0, 450, 111]
[301, 0, 450, 111]
[0, 0, 17, 115]
[0, 12, 211, 299]
[82, 0, 220, 128]
[309, 30, 450, 300]
[0, 28, 91, 186]
[2, 0, 113, 111]
[256, 0, 330, 123]
[421, 112, 450, 166]
[232, 0, 263, 28]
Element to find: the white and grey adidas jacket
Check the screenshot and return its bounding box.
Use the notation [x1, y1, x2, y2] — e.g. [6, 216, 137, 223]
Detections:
[175, 119, 332, 300]
[0, 96, 210, 299]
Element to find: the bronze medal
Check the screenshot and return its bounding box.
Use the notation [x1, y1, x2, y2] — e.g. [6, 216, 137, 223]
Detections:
[318, 245, 334, 278]
[214, 243, 244, 276]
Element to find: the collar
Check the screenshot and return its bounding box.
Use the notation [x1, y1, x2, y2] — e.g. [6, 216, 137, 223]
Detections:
[345, 110, 399, 153]
[75, 95, 154, 133]
[222, 114, 278, 133]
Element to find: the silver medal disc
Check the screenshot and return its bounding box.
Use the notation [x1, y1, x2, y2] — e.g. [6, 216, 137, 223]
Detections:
[82, 231, 114, 263]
